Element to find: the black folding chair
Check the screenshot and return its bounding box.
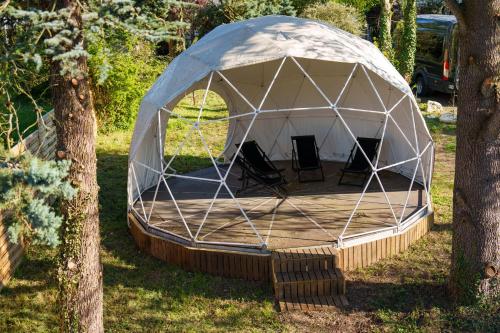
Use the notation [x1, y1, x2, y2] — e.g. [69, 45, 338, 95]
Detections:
[291, 135, 324, 182]
[338, 137, 381, 186]
[235, 141, 287, 197]
[234, 156, 287, 198]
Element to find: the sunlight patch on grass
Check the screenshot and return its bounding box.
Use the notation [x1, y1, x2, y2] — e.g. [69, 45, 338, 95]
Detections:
[3, 96, 499, 333]
[164, 90, 229, 174]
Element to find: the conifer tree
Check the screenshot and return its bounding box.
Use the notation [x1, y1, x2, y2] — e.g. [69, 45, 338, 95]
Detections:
[1, 1, 191, 331]
[0, 156, 76, 248]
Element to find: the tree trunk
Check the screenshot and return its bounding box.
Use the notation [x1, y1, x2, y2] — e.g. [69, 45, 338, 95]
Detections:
[51, 1, 103, 331]
[379, 0, 393, 60]
[397, 0, 417, 82]
[444, 0, 500, 302]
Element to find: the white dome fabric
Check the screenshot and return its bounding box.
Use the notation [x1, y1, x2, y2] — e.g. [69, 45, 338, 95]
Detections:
[128, 16, 434, 240]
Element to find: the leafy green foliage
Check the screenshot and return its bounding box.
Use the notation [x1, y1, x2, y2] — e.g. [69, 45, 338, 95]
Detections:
[292, 0, 378, 16]
[418, 0, 446, 14]
[378, 0, 394, 60]
[193, 0, 297, 37]
[130, 0, 201, 55]
[88, 30, 165, 132]
[333, 0, 379, 14]
[300, 1, 365, 36]
[0, 0, 192, 143]
[395, 0, 417, 81]
[0, 155, 76, 247]
[280, 0, 298, 15]
[291, 0, 325, 14]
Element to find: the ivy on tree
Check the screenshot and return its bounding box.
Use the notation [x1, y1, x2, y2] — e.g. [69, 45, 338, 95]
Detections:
[378, 0, 394, 60]
[396, 0, 417, 81]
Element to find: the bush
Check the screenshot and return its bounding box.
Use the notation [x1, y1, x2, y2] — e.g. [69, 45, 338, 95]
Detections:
[290, 0, 322, 15]
[292, 0, 378, 15]
[334, 0, 379, 14]
[300, 2, 365, 36]
[193, 0, 297, 38]
[417, 0, 446, 14]
[88, 30, 165, 132]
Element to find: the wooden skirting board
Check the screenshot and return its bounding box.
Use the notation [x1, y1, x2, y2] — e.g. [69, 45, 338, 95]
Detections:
[129, 213, 271, 281]
[129, 212, 434, 278]
[337, 213, 434, 271]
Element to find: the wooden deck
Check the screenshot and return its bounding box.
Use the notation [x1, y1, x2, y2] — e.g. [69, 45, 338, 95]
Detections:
[129, 212, 433, 311]
[130, 159, 432, 311]
[135, 161, 425, 249]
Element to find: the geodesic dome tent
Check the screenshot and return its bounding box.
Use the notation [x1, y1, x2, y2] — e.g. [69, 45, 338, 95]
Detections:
[128, 15, 434, 250]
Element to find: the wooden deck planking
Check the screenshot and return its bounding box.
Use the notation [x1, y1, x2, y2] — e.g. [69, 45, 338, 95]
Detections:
[136, 161, 424, 250]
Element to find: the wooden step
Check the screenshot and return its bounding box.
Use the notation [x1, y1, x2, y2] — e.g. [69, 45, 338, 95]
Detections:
[274, 269, 345, 300]
[271, 246, 340, 273]
[271, 246, 348, 311]
[278, 295, 349, 312]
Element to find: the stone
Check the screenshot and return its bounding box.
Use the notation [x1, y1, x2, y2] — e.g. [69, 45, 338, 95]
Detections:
[439, 112, 457, 124]
[427, 100, 443, 114]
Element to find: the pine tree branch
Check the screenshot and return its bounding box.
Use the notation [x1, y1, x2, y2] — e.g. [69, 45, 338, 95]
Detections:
[443, 0, 467, 31]
[0, 0, 11, 12]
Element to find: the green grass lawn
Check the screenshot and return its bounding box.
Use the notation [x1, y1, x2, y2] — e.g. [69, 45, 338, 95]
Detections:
[1, 97, 499, 332]
[164, 90, 229, 174]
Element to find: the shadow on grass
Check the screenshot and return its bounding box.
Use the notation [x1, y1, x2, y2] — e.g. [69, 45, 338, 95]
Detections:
[95, 147, 495, 332]
[95, 151, 273, 298]
[431, 222, 452, 232]
[345, 279, 499, 332]
[347, 280, 449, 313]
[0, 257, 54, 295]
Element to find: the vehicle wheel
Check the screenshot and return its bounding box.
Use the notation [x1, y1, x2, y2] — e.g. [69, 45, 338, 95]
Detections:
[415, 75, 429, 97]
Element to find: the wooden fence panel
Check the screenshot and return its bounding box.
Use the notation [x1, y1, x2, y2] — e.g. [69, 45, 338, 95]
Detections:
[10, 111, 57, 159]
[0, 218, 24, 290]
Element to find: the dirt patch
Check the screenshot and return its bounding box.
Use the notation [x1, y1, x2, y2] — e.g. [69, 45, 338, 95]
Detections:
[280, 309, 375, 333]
